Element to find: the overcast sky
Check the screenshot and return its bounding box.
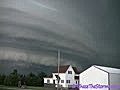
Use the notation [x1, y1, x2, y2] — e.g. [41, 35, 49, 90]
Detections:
[0, 0, 120, 70]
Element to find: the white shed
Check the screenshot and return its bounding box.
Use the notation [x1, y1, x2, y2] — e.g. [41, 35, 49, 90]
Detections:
[79, 65, 120, 90]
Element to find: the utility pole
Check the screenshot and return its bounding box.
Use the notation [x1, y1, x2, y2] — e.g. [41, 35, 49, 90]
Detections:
[57, 49, 60, 90]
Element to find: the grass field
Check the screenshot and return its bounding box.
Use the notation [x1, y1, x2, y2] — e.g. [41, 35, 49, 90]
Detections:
[0, 85, 57, 90]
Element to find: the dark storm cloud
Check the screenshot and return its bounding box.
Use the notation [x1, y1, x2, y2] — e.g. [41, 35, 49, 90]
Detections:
[0, 0, 120, 69]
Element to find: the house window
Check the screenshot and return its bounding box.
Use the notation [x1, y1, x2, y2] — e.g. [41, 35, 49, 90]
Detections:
[69, 80, 70, 83]
[47, 79, 50, 83]
[61, 80, 64, 83]
[66, 80, 70, 83]
[74, 76, 79, 80]
[68, 71, 72, 74]
[76, 81, 77, 84]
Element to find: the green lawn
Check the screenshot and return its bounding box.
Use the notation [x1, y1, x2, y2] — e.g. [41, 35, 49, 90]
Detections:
[0, 86, 56, 90]
[0, 88, 12, 90]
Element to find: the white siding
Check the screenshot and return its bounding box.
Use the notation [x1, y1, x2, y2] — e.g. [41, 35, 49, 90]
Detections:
[44, 65, 79, 88]
[52, 73, 58, 85]
[59, 74, 66, 87]
[109, 73, 120, 90]
[80, 66, 109, 90]
[53, 73, 66, 87]
[65, 65, 77, 87]
[52, 65, 79, 87]
[44, 78, 53, 84]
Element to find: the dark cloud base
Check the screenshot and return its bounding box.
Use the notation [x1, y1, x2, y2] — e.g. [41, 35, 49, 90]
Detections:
[0, 0, 120, 73]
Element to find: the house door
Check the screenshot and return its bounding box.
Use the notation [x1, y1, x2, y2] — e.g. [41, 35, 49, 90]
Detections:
[53, 80, 55, 84]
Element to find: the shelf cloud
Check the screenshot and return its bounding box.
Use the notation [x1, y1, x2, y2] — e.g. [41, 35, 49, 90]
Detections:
[0, 0, 120, 70]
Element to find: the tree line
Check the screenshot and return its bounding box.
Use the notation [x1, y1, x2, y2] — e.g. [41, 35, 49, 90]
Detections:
[0, 69, 47, 87]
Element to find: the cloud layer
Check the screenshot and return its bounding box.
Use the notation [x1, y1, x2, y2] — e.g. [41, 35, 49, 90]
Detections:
[0, 0, 120, 69]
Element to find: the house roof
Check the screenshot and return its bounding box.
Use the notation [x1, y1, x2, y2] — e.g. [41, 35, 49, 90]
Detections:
[53, 65, 70, 73]
[72, 67, 80, 74]
[52, 65, 80, 74]
[93, 65, 120, 74]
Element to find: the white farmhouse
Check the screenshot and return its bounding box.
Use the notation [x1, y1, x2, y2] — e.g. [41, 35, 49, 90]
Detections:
[44, 65, 80, 88]
[79, 65, 120, 90]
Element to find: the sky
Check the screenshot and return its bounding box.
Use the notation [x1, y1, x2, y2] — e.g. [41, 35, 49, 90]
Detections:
[0, 0, 120, 70]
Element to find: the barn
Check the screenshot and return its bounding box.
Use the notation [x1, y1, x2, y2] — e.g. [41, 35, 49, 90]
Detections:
[79, 65, 120, 90]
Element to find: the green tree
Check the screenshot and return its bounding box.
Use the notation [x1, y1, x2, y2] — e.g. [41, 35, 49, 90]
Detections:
[26, 72, 38, 86]
[18, 74, 26, 85]
[6, 69, 19, 86]
[4, 76, 11, 86]
[37, 72, 47, 86]
[3, 69, 47, 87]
[0, 74, 6, 85]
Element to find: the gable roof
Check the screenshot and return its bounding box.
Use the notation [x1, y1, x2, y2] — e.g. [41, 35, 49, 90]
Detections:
[53, 65, 70, 73]
[72, 66, 80, 74]
[93, 65, 120, 74]
[52, 65, 80, 74]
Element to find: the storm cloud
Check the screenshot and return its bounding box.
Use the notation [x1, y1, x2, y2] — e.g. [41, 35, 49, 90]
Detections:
[0, 0, 120, 70]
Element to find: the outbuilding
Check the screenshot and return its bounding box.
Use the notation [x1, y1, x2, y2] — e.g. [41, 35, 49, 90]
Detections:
[79, 65, 120, 90]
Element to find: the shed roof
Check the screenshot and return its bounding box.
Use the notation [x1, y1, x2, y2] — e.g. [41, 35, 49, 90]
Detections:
[94, 65, 120, 74]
